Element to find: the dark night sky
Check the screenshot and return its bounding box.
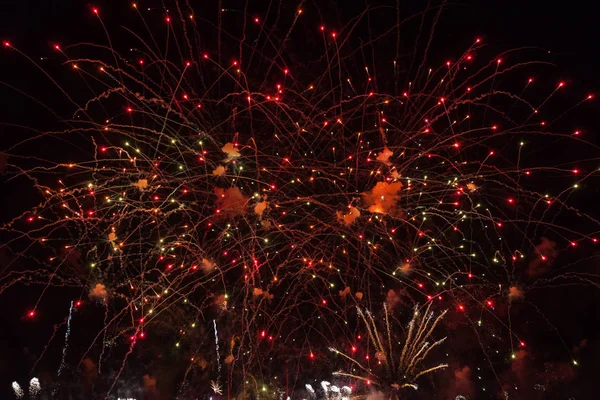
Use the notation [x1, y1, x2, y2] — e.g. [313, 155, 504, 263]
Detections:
[1, 1, 599, 71]
[2, 1, 600, 128]
[1, 0, 599, 111]
[1, 1, 599, 399]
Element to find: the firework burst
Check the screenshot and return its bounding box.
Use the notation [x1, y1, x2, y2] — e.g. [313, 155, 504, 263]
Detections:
[330, 303, 447, 395]
[1, 0, 599, 397]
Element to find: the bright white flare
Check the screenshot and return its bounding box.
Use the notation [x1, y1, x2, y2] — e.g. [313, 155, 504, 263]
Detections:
[12, 382, 24, 399]
[29, 378, 41, 397]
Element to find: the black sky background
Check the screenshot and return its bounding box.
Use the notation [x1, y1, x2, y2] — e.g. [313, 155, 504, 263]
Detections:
[1, 1, 600, 398]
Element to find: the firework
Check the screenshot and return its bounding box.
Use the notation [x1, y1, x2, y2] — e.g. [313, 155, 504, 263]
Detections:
[11, 382, 24, 399]
[57, 301, 74, 377]
[10, 378, 41, 400]
[330, 304, 447, 395]
[305, 381, 353, 400]
[28, 378, 41, 398]
[1, 0, 598, 397]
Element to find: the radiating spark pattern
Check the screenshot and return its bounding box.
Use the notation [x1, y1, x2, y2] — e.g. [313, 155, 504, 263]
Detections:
[210, 380, 223, 395]
[331, 304, 447, 394]
[1, 0, 599, 397]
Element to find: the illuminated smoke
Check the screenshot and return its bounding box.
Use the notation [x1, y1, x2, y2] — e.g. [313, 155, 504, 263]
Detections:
[336, 206, 360, 226]
[362, 181, 403, 215]
[221, 142, 241, 162]
[88, 283, 108, 301]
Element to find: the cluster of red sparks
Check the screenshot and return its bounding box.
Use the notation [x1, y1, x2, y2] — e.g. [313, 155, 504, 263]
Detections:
[1, 1, 599, 397]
